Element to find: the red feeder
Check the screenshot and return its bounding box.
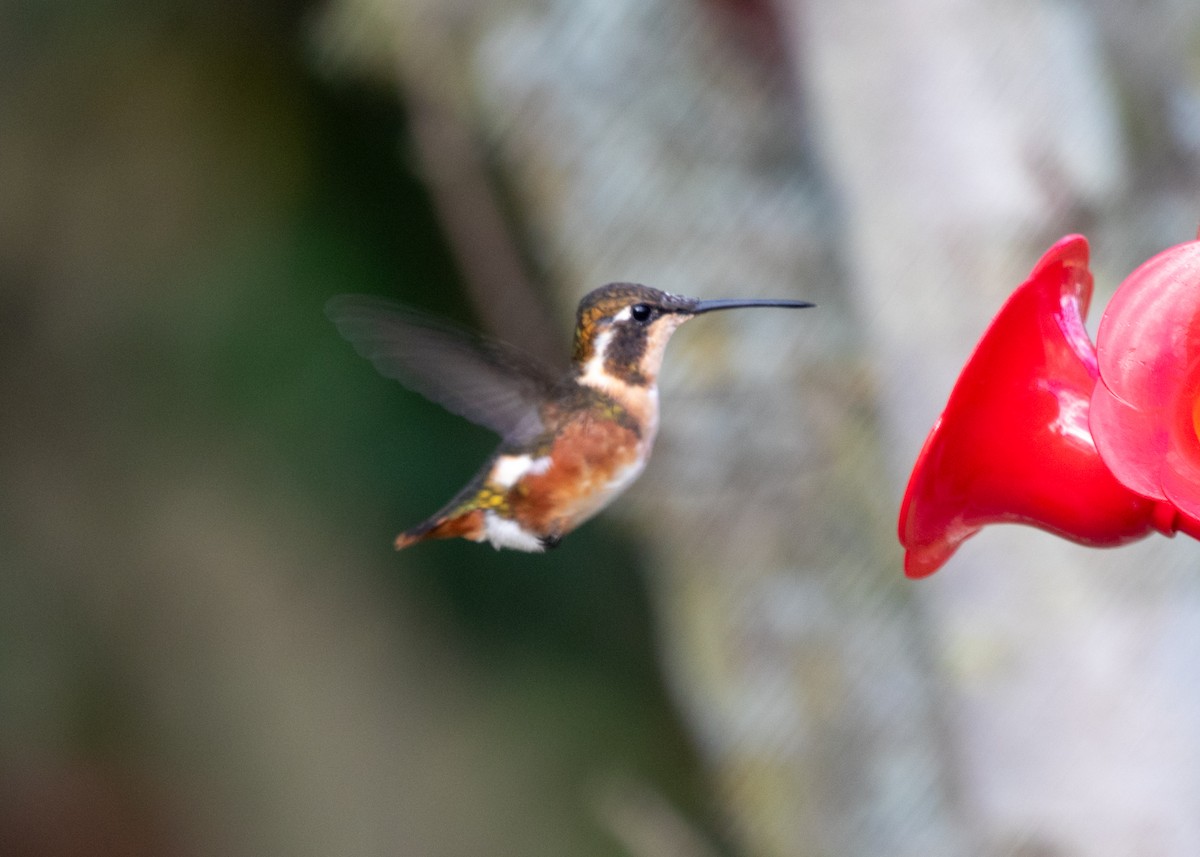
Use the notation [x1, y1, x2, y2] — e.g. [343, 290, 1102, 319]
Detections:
[1090, 240, 1200, 538]
[898, 235, 1190, 578]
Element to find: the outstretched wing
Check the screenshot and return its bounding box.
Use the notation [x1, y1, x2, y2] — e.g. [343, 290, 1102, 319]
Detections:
[325, 295, 559, 444]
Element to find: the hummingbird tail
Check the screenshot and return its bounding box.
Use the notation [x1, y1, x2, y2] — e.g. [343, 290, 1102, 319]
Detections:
[394, 509, 486, 550]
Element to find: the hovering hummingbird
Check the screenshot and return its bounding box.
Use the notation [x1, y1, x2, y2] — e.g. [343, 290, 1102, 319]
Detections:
[326, 284, 813, 552]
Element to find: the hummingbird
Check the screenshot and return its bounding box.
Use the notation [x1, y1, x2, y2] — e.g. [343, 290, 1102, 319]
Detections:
[326, 284, 813, 552]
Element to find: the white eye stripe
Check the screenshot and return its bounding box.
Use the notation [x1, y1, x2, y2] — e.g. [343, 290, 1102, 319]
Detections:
[579, 328, 613, 386]
[612, 306, 633, 322]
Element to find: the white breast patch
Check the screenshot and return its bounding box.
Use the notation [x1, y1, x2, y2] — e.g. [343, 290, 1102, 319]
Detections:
[489, 453, 553, 488]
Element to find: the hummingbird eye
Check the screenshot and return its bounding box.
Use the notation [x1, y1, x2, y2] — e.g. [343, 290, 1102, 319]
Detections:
[630, 303, 653, 323]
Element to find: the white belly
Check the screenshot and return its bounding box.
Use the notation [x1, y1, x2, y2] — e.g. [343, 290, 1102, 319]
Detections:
[483, 512, 547, 552]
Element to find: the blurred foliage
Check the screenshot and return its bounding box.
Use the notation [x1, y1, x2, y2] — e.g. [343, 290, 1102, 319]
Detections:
[0, 1, 717, 854]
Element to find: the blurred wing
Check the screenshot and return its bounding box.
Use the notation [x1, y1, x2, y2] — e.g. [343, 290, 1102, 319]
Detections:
[326, 295, 557, 443]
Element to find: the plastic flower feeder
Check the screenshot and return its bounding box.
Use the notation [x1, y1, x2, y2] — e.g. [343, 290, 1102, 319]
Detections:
[899, 234, 1200, 577]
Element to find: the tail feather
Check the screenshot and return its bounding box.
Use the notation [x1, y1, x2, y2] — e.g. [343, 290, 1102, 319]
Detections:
[394, 509, 486, 550]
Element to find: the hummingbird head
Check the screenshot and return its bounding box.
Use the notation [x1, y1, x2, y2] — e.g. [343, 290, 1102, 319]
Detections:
[571, 283, 814, 391]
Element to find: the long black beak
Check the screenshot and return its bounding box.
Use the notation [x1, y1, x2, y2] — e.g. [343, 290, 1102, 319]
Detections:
[690, 298, 815, 314]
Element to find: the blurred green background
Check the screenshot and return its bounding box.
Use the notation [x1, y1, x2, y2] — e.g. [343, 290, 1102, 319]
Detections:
[0, 3, 714, 855]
